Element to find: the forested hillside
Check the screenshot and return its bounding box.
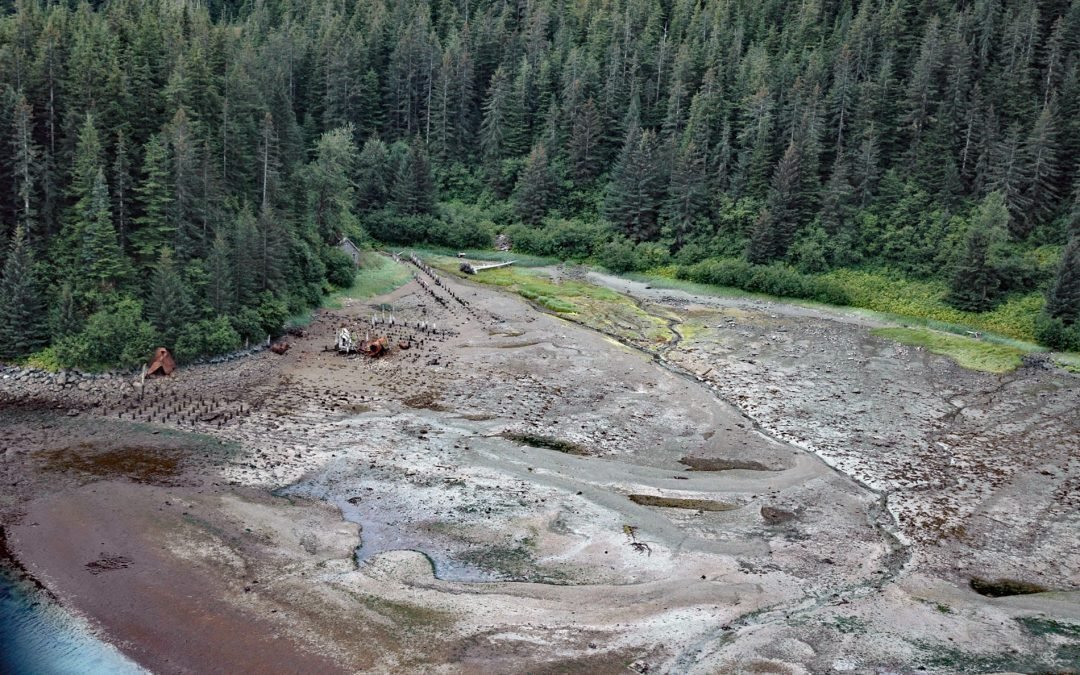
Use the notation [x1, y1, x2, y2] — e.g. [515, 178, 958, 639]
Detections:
[0, 0, 1078, 368]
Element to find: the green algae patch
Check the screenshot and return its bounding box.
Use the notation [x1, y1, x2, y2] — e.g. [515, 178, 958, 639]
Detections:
[628, 494, 739, 511]
[872, 327, 1026, 373]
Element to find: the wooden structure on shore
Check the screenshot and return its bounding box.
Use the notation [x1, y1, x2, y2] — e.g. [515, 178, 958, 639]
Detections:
[459, 260, 515, 275]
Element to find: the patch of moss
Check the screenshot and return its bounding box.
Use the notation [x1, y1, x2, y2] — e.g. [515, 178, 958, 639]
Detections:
[872, 327, 1027, 373]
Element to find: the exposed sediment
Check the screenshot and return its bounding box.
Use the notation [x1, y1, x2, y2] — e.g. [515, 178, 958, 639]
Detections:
[1, 255, 1077, 674]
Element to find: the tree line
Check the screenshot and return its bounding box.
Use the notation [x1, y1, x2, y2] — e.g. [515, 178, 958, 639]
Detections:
[0, 0, 1078, 367]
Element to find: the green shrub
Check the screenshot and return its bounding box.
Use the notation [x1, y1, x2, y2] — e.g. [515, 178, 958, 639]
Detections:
[1035, 314, 1080, 352]
[363, 209, 438, 244]
[676, 258, 851, 305]
[174, 316, 242, 363]
[24, 346, 62, 372]
[596, 236, 640, 273]
[324, 247, 358, 288]
[54, 297, 159, 369]
[257, 293, 289, 338]
[501, 219, 608, 260]
[435, 201, 496, 248]
[230, 307, 264, 343]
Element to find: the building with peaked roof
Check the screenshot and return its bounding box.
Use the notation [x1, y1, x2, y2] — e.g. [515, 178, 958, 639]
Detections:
[338, 237, 362, 266]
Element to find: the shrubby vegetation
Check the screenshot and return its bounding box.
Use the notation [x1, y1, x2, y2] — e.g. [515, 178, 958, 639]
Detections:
[0, 0, 1077, 369]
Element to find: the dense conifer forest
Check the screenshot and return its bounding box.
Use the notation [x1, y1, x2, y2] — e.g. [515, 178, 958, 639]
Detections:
[0, 0, 1078, 367]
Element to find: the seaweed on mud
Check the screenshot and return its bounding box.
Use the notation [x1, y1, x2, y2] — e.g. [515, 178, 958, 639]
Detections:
[969, 576, 1050, 598]
[39, 443, 183, 485]
[1016, 616, 1080, 639]
[679, 456, 774, 472]
[357, 593, 454, 630]
[913, 639, 1059, 674]
[84, 555, 133, 575]
[454, 543, 570, 584]
[628, 494, 739, 511]
[500, 433, 592, 456]
[402, 392, 449, 411]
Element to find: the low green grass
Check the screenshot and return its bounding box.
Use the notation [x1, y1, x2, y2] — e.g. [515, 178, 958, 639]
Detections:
[634, 266, 1080, 370]
[1054, 352, 1080, 373]
[872, 327, 1029, 373]
[822, 269, 1043, 342]
[429, 255, 675, 345]
[335, 251, 414, 301]
[287, 251, 412, 327]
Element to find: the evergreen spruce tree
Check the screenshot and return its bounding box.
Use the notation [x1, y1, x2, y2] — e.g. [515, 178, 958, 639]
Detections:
[662, 139, 709, 250]
[52, 113, 105, 278]
[604, 119, 665, 242]
[130, 134, 174, 267]
[306, 125, 359, 243]
[514, 143, 554, 226]
[254, 210, 288, 295]
[480, 66, 512, 168]
[988, 124, 1032, 238]
[112, 130, 134, 248]
[206, 228, 234, 316]
[1045, 235, 1080, 325]
[167, 107, 203, 260]
[79, 168, 129, 296]
[145, 247, 192, 345]
[0, 225, 48, 359]
[819, 155, 857, 264]
[748, 141, 803, 264]
[233, 206, 261, 308]
[568, 97, 602, 180]
[68, 113, 103, 223]
[392, 137, 436, 216]
[1021, 100, 1061, 235]
[947, 192, 1009, 312]
[51, 281, 80, 339]
[356, 136, 390, 212]
[10, 95, 40, 241]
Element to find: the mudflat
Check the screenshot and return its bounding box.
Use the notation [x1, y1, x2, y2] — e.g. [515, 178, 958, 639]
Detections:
[2, 255, 1077, 673]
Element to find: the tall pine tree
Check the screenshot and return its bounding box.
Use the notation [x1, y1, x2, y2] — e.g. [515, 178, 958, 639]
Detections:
[748, 141, 803, 264]
[0, 225, 48, 359]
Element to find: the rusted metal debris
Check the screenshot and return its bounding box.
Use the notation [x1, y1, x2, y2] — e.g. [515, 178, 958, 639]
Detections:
[146, 348, 177, 377]
[360, 336, 389, 357]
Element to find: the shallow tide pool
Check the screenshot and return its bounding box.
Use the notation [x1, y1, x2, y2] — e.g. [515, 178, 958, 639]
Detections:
[0, 564, 145, 675]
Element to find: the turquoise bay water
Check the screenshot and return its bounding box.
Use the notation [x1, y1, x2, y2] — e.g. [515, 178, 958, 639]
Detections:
[0, 564, 145, 675]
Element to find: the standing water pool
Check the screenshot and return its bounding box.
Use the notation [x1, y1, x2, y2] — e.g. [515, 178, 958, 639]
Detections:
[0, 563, 145, 675]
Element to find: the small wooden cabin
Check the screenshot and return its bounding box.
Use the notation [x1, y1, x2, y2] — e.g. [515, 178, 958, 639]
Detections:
[338, 237, 362, 266]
